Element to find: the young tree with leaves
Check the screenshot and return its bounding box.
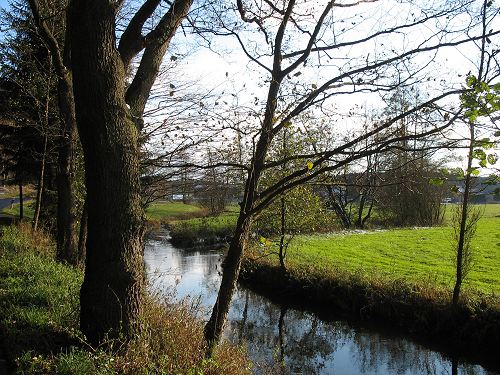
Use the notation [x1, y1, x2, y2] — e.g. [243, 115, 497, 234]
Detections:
[453, 0, 500, 304]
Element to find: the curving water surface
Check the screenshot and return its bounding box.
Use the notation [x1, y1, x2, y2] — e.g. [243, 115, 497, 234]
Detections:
[144, 229, 498, 375]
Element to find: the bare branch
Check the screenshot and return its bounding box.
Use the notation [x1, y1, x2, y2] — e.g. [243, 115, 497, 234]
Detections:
[125, 0, 193, 120]
[118, 0, 162, 70]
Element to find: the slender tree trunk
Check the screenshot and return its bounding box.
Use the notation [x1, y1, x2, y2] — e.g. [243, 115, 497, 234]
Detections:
[204, 215, 252, 354]
[362, 199, 374, 227]
[18, 180, 23, 220]
[70, 1, 145, 344]
[355, 193, 366, 228]
[204, 32, 285, 350]
[56, 119, 78, 264]
[326, 185, 351, 228]
[278, 195, 287, 271]
[278, 306, 287, 370]
[27, 0, 79, 264]
[33, 69, 51, 232]
[32, 134, 47, 231]
[452, 126, 474, 305]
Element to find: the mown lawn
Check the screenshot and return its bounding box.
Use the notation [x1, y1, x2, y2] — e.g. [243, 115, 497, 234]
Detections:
[283, 204, 500, 295]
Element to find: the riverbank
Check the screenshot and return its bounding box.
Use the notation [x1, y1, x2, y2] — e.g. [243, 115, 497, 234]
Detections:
[239, 253, 500, 367]
[0, 223, 250, 374]
[168, 207, 238, 247]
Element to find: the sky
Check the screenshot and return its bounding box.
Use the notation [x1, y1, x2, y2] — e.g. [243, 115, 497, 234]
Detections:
[0, 0, 9, 41]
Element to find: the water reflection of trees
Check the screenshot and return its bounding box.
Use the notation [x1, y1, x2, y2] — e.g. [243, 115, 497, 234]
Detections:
[227, 288, 493, 375]
[227, 289, 337, 374]
[350, 328, 491, 375]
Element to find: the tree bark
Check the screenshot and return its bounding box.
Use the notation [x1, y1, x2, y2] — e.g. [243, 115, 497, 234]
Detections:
[124, 0, 193, 120]
[278, 195, 287, 271]
[27, 0, 79, 264]
[18, 179, 23, 220]
[70, 0, 145, 344]
[77, 197, 88, 267]
[326, 185, 351, 228]
[55, 65, 79, 264]
[203, 2, 291, 349]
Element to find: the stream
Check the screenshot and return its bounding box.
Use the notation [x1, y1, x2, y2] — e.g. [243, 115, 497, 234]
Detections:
[144, 229, 498, 375]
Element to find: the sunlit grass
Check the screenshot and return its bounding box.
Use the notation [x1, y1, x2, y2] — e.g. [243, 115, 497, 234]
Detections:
[145, 201, 204, 221]
[278, 204, 500, 295]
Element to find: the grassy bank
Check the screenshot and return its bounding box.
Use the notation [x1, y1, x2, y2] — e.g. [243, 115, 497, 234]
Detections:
[270, 204, 500, 294]
[0, 224, 250, 374]
[145, 201, 205, 223]
[240, 204, 500, 360]
[169, 207, 239, 247]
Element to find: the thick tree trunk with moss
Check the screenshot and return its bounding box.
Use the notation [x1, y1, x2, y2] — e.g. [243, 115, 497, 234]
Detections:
[69, 0, 145, 344]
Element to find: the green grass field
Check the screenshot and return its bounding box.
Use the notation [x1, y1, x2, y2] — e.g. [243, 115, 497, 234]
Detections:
[280, 204, 500, 295]
[145, 201, 203, 221]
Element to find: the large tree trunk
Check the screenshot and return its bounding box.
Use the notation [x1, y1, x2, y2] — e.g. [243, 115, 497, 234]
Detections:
[70, 0, 145, 344]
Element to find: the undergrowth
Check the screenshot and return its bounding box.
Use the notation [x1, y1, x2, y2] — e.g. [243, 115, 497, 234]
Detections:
[0, 223, 251, 374]
[169, 210, 238, 247]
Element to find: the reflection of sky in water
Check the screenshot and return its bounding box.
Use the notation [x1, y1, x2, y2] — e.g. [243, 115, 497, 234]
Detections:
[144, 231, 498, 375]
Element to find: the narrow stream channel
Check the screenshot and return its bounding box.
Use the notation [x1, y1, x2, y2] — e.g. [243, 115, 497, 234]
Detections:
[144, 229, 498, 375]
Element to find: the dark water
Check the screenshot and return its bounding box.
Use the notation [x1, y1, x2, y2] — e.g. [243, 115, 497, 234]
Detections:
[144, 230, 498, 375]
